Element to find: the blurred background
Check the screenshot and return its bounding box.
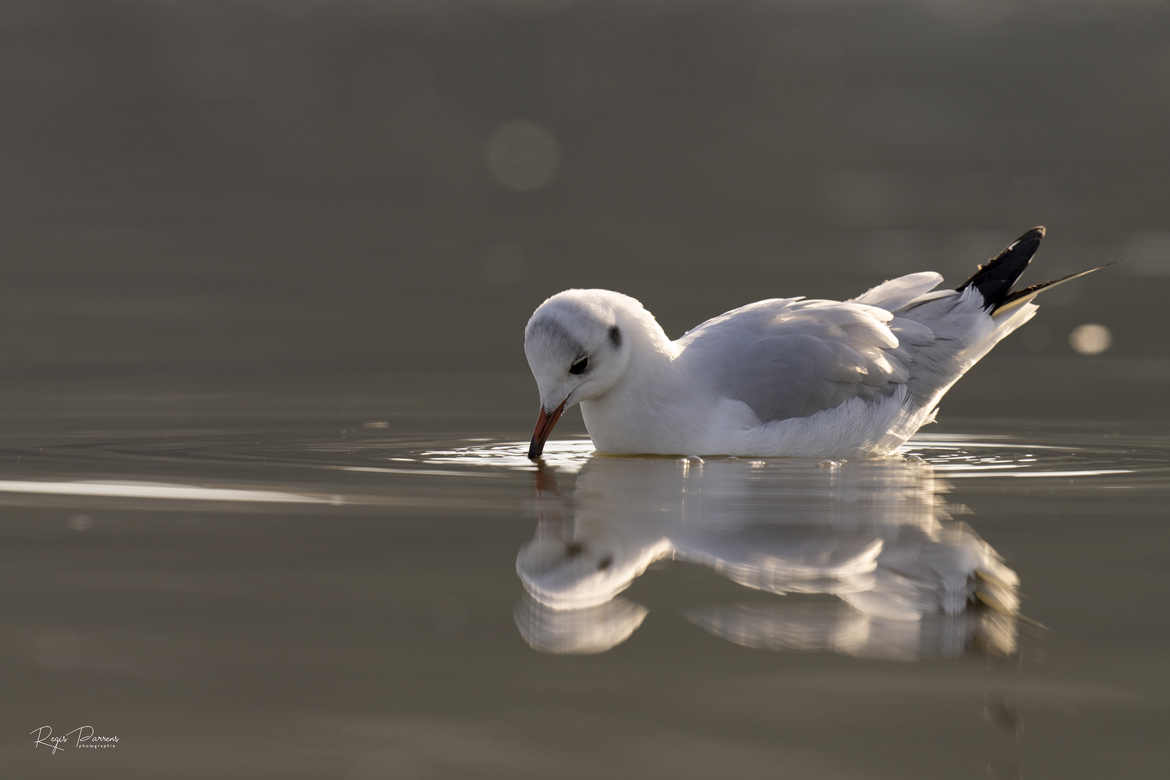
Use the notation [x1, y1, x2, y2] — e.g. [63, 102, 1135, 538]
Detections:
[2, 4, 1170, 778]
[2, 0, 1168, 427]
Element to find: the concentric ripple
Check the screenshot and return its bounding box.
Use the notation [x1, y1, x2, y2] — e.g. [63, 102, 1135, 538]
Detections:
[417, 432, 1170, 483]
[0, 425, 1165, 507]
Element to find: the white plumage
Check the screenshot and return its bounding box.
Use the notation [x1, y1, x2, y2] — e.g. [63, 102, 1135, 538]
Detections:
[523, 227, 1093, 457]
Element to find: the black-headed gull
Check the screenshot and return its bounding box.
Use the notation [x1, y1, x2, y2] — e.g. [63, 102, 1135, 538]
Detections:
[524, 227, 1101, 458]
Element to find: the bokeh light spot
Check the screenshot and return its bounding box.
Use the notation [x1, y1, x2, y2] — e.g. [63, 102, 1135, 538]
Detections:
[1069, 323, 1112, 355]
[485, 120, 561, 192]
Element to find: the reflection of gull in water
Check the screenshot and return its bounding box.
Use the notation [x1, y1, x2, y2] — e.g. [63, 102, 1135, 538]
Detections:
[513, 597, 648, 655]
[515, 456, 1018, 658]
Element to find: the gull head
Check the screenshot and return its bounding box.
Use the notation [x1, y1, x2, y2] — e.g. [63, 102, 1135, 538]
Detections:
[523, 289, 639, 459]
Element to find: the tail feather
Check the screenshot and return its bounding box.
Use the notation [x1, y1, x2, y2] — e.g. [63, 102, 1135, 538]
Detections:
[991, 264, 1111, 318]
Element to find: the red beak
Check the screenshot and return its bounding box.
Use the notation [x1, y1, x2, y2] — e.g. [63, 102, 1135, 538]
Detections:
[528, 399, 567, 460]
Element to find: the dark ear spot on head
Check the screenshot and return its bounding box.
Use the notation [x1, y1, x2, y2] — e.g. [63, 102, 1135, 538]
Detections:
[608, 326, 621, 348]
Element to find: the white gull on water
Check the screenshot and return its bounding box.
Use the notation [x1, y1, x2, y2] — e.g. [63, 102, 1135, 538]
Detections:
[524, 227, 1102, 458]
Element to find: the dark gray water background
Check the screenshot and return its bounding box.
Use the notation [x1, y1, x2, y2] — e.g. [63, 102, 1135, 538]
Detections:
[1, 2, 1168, 777]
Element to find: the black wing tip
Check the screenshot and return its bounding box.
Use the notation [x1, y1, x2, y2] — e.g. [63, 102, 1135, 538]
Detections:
[957, 225, 1048, 306]
[1004, 226, 1045, 260]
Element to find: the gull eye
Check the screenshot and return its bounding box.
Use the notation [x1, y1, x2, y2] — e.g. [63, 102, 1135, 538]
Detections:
[569, 356, 589, 375]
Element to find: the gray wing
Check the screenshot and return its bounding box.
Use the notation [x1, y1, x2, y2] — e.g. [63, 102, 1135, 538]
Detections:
[677, 274, 943, 423]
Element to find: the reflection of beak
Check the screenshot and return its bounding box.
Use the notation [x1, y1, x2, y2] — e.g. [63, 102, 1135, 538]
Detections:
[528, 399, 567, 460]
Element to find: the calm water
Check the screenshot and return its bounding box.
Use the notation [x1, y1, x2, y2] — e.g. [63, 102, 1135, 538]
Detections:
[4, 1, 1170, 776]
[2, 402, 1168, 778]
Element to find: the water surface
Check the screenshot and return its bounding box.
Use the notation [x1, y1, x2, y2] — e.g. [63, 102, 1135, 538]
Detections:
[3, 3, 1170, 775]
[3, 414, 1168, 778]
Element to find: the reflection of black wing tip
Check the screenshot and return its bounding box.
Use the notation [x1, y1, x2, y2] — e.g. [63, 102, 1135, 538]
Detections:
[957, 226, 1046, 308]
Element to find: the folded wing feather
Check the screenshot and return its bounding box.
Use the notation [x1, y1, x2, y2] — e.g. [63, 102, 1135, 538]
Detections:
[677, 273, 956, 425]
